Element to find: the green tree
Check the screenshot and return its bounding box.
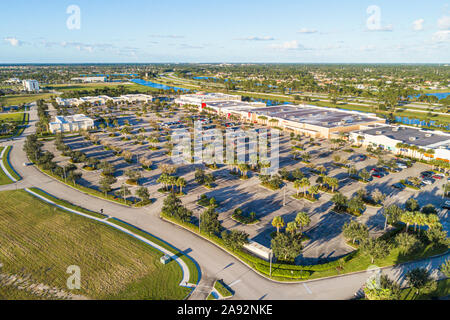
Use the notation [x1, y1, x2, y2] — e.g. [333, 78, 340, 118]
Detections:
[405, 268, 437, 296]
[271, 233, 303, 262]
[200, 207, 221, 235]
[221, 230, 249, 251]
[360, 238, 391, 263]
[342, 221, 369, 244]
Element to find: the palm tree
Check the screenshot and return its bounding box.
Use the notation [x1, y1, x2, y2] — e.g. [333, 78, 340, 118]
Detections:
[286, 222, 297, 235]
[272, 216, 285, 233]
[400, 211, 415, 232]
[308, 185, 320, 200]
[295, 212, 311, 235]
[293, 179, 302, 196]
[327, 177, 339, 193]
[300, 178, 310, 197]
[177, 177, 186, 194]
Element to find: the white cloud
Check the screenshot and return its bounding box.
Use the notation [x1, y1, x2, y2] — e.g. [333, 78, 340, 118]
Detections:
[412, 19, 424, 31]
[432, 30, 450, 42]
[4, 37, 21, 46]
[297, 28, 318, 34]
[270, 40, 305, 50]
[360, 44, 376, 51]
[438, 15, 450, 30]
[237, 36, 275, 41]
[149, 34, 185, 39]
[366, 25, 393, 32]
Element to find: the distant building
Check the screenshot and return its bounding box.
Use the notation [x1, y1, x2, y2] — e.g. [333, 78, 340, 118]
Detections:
[49, 114, 94, 133]
[175, 92, 241, 107]
[22, 80, 40, 92]
[56, 94, 153, 107]
[120, 94, 153, 103]
[71, 76, 107, 83]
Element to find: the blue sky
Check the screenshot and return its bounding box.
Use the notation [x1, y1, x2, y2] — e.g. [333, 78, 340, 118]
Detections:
[1, 0, 449, 63]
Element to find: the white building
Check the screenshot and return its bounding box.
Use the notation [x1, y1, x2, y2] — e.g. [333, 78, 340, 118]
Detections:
[22, 80, 40, 92]
[175, 92, 241, 107]
[120, 94, 153, 103]
[350, 124, 450, 161]
[56, 94, 153, 107]
[49, 114, 95, 133]
[71, 76, 107, 83]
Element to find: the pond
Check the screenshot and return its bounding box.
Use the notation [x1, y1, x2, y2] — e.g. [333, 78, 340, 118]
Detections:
[131, 79, 190, 92]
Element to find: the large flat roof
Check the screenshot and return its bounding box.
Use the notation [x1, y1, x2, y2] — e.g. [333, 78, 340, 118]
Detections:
[250, 104, 382, 128]
[361, 125, 450, 147]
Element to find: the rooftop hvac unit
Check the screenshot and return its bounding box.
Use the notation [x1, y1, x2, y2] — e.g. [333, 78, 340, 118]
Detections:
[392, 127, 399, 132]
[409, 137, 416, 141]
[376, 131, 382, 135]
[425, 134, 432, 138]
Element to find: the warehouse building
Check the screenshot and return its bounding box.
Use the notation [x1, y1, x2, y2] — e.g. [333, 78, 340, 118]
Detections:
[350, 124, 450, 161]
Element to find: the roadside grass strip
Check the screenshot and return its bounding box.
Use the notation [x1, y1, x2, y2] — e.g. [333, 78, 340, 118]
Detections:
[0, 146, 20, 182]
[24, 188, 199, 291]
[213, 280, 234, 299]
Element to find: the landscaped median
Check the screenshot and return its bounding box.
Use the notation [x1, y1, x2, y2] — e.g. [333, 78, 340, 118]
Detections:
[0, 146, 21, 184]
[25, 188, 199, 290]
[161, 211, 449, 283]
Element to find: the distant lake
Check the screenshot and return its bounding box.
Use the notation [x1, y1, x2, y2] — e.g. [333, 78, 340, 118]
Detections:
[131, 79, 190, 92]
[412, 92, 450, 100]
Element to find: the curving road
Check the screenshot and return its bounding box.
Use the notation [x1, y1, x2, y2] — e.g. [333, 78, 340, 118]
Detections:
[0, 104, 448, 300]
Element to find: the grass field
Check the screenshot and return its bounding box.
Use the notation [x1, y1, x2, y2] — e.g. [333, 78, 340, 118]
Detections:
[0, 113, 28, 139]
[0, 190, 191, 300]
[46, 83, 161, 94]
[0, 94, 54, 106]
[0, 147, 13, 185]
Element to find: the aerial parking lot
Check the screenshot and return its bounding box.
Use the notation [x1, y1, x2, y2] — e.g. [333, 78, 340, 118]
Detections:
[33, 98, 449, 272]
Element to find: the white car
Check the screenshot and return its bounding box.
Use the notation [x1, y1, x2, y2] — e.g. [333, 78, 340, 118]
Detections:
[422, 179, 434, 185]
[397, 163, 408, 169]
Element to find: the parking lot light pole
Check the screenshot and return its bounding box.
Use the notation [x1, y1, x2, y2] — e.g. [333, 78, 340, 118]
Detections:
[269, 251, 273, 277]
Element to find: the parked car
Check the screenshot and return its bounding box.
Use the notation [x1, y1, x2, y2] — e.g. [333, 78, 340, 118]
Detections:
[397, 163, 408, 169]
[422, 178, 435, 185]
[442, 201, 450, 210]
[433, 173, 445, 180]
[372, 172, 383, 178]
[392, 183, 406, 190]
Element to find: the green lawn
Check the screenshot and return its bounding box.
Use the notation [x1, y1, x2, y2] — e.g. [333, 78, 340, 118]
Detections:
[0, 94, 54, 106]
[0, 147, 13, 185]
[0, 190, 191, 300]
[28, 187, 106, 219]
[400, 279, 450, 300]
[1, 146, 20, 181]
[0, 113, 28, 139]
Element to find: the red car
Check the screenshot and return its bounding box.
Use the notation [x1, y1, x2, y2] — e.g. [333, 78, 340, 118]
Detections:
[372, 173, 382, 178]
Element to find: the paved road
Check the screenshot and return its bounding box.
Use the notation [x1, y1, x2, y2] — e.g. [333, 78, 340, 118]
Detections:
[0, 105, 448, 300]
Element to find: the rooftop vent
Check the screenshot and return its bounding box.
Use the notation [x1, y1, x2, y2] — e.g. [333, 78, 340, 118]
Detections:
[409, 137, 417, 141]
[425, 134, 432, 138]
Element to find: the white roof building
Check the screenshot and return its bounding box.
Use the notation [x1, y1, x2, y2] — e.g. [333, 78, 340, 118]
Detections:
[49, 114, 94, 133]
[175, 92, 241, 107]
